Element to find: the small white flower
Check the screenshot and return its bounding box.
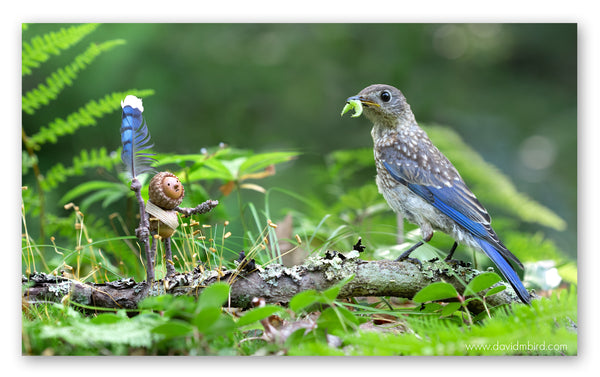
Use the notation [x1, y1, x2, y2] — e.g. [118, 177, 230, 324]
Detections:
[121, 95, 144, 112]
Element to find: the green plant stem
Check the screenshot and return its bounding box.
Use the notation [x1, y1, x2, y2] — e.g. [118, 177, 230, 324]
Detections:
[22, 129, 45, 239]
[236, 185, 250, 247]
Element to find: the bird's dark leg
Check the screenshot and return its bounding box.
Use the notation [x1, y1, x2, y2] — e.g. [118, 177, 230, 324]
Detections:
[443, 242, 459, 262]
[395, 228, 433, 262]
[164, 237, 176, 277]
[395, 240, 425, 261]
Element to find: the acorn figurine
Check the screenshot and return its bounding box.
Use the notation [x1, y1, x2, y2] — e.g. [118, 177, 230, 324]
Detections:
[141, 171, 219, 278]
[144, 171, 185, 277]
[146, 172, 185, 238]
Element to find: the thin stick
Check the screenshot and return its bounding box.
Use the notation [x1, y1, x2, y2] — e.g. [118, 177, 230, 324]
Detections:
[131, 178, 154, 282]
[174, 200, 219, 217]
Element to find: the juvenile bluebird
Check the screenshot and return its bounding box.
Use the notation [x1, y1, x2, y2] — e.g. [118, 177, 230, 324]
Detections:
[343, 84, 531, 304]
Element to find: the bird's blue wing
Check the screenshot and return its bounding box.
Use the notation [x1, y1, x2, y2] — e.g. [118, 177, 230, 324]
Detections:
[379, 144, 490, 227]
[380, 144, 523, 269]
[120, 104, 156, 179]
[405, 178, 490, 240]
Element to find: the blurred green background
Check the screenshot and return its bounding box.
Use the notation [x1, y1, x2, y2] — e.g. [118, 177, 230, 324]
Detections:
[22, 23, 577, 258]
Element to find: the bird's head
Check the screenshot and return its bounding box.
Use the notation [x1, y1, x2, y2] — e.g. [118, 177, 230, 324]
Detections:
[345, 84, 414, 128]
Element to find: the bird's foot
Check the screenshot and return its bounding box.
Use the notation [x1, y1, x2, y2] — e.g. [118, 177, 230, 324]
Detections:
[441, 242, 469, 266]
[443, 258, 471, 268]
[394, 240, 424, 265]
[395, 250, 422, 266]
[396, 255, 422, 267]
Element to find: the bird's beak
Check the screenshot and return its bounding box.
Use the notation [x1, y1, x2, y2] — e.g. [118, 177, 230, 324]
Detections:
[346, 95, 380, 108]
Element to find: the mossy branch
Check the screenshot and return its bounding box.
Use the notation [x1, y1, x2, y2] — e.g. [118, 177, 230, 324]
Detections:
[22, 255, 527, 315]
[40, 147, 119, 191]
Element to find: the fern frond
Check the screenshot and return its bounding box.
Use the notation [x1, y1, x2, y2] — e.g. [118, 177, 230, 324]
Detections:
[22, 23, 100, 76]
[39, 311, 165, 348]
[40, 147, 120, 191]
[26, 89, 155, 149]
[23, 39, 126, 115]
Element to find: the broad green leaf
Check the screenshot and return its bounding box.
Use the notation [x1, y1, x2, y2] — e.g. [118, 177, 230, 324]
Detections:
[290, 276, 354, 313]
[197, 315, 236, 338]
[187, 158, 236, 181]
[284, 328, 310, 347]
[151, 320, 194, 338]
[154, 153, 209, 167]
[289, 290, 325, 313]
[485, 285, 507, 297]
[317, 306, 359, 334]
[90, 312, 123, 325]
[440, 302, 462, 317]
[465, 272, 502, 296]
[197, 282, 230, 311]
[412, 282, 459, 303]
[238, 151, 299, 175]
[236, 305, 283, 327]
[193, 307, 223, 333]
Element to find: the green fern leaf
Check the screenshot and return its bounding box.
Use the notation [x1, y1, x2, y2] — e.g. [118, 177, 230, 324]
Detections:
[26, 89, 155, 148]
[40, 147, 120, 191]
[22, 23, 100, 76]
[40, 312, 166, 348]
[23, 39, 126, 115]
[60, 180, 128, 210]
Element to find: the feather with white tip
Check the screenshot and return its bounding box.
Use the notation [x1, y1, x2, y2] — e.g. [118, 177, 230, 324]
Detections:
[120, 95, 156, 179]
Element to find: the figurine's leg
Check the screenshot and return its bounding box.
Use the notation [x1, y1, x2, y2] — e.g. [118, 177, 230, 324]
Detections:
[164, 237, 176, 276]
[148, 236, 157, 281]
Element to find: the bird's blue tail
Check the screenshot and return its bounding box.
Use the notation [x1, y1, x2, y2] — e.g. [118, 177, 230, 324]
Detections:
[474, 238, 531, 304]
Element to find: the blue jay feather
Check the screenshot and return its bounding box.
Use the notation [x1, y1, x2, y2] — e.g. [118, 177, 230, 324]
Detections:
[346, 84, 531, 304]
[120, 96, 156, 179]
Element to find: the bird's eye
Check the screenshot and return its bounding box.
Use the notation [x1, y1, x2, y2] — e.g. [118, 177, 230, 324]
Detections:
[380, 90, 392, 102]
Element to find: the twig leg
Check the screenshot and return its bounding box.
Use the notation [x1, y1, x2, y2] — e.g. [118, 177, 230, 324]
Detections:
[164, 237, 175, 276]
[148, 236, 157, 280]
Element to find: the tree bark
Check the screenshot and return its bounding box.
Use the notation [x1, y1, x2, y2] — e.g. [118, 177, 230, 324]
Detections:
[22, 253, 526, 314]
